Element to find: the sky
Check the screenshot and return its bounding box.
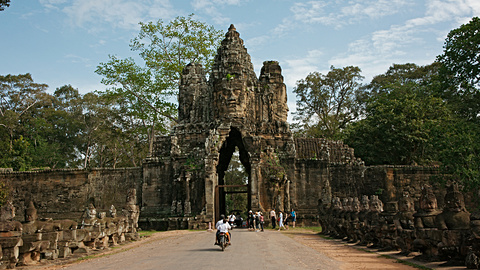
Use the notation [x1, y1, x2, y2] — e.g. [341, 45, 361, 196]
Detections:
[1, 0, 480, 117]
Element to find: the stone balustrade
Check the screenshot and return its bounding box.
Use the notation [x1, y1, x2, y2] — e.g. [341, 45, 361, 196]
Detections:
[318, 182, 480, 268]
[0, 189, 140, 269]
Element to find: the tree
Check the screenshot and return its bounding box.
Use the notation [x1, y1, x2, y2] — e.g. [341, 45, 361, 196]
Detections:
[434, 17, 480, 187]
[437, 17, 480, 121]
[0, 0, 10, 11]
[0, 74, 52, 169]
[343, 63, 449, 165]
[292, 66, 364, 139]
[430, 117, 480, 188]
[96, 15, 223, 153]
[224, 150, 248, 215]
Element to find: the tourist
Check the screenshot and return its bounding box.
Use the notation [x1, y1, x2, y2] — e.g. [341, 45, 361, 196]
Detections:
[229, 213, 236, 227]
[284, 212, 289, 230]
[259, 212, 264, 231]
[291, 209, 296, 228]
[270, 209, 276, 229]
[278, 210, 286, 231]
[248, 210, 255, 231]
[215, 214, 226, 244]
[255, 211, 261, 231]
[217, 216, 232, 245]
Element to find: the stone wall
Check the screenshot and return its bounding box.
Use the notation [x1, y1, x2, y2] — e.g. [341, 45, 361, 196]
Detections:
[0, 168, 142, 223]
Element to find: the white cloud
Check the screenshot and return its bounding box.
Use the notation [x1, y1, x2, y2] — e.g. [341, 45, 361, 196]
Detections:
[289, 0, 412, 28]
[40, 0, 175, 32]
[39, 0, 67, 10]
[328, 0, 480, 82]
[282, 49, 324, 89]
[191, 0, 246, 25]
[64, 54, 92, 67]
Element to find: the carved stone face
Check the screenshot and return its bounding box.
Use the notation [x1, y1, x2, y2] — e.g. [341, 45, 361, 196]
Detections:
[86, 203, 97, 220]
[419, 185, 438, 211]
[399, 195, 415, 212]
[332, 197, 343, 210]
[109, 205, 117, 218]
[352, 197, 361, 212]
[25, 201, 38, 222]
[360, 195, 370, 211]
[217, 84, 245, 117]
[97, 212, 106, 219]
[444, 183, 465, 212]
[369, 195, 383, 212]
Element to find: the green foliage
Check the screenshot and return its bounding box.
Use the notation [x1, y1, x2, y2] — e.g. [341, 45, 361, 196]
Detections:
[224, 150, 248, 215]
[431, 117, 480, 188]
[131, 14, 222, 92]
[263, 152, 286, 184]
[0, 74, 150, 170]
[433, 17, 480, 188]
[184, 156, 202, 171]
[292, 66, 365, 140]
[0, 0, 10, 11]
[437, 17, 480, 121]
[343, 63, 450, 165]
[96, 14, 222, 153]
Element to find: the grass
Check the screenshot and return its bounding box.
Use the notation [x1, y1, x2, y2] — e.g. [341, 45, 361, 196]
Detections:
[138, 230, 160, 237]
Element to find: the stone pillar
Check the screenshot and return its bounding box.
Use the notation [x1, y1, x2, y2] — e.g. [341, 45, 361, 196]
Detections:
[250, 157, 260, 210]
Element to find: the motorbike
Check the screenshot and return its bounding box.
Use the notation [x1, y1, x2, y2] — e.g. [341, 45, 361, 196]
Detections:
[218, 232, 228, 251]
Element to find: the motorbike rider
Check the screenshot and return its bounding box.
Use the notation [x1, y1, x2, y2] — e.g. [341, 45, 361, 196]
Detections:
[215, 214, 225, 245]
[215, 215, 232, 245]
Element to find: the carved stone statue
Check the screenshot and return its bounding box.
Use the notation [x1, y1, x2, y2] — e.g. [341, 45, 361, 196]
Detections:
[124, 188, 140, 234]
[0, 201, 23, 268]
[81, 203, 98, 228]
[436, 182, 470, 230]
[436, 182, 470, 261]
[109, 205, 117, 218]
[394, 190, 416, 255]
[413, 184, 442, 257]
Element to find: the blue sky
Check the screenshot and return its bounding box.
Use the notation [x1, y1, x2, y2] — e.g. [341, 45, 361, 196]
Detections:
[1, 0, 479, 116]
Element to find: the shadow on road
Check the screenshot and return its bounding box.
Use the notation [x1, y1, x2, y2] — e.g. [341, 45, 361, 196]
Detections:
[189, 248, 223, 252]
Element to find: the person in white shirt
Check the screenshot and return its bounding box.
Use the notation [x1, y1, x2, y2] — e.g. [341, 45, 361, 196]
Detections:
[215, 214, 226, 245]
[229, 214, 235, 227]
[217, 216, 232, 244]
[270, 209, 276, 229]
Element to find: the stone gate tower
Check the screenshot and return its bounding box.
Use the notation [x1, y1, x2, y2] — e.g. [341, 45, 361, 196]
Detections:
[142, 25, 363, 229]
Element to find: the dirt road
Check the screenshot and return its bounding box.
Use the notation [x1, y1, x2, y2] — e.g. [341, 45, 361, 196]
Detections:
[30, 228, 448, 270]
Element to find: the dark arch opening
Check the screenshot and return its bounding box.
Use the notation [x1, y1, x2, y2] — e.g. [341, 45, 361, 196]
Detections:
[216, 127, 251, 222]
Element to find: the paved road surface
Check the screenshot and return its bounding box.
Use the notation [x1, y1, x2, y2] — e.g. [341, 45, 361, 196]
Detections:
[55, 229, 341, 270]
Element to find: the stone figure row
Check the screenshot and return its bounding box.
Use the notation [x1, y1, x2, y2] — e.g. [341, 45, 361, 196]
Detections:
[0, 188, 140, 269]
[318, 183, 480, 268]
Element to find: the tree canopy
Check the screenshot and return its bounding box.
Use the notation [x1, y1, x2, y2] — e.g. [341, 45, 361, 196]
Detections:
[343, 63, 449, 165]
[0, 0, 10, 11]
[437, 17, 480, 121]
[292, 66, 365, 139]
[96, 14, 223, 152]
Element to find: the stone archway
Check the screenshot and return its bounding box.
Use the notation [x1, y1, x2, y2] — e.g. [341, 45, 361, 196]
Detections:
[141, 25, 362, 231]
[214, 127, 251, 221]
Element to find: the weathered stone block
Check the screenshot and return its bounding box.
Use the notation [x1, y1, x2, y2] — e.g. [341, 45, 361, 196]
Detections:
[75, 229, 91, 242]
[58, 245, 72, 258]
[0, 221, 22, 233]
[41, 249, 58, 260]
[62, 229, 77, 241]
[0, 237, 22, 248]
[0, 231, 21, 238]
[19, 240, 49, 253]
